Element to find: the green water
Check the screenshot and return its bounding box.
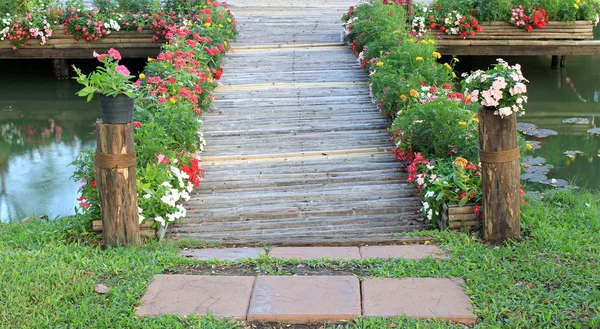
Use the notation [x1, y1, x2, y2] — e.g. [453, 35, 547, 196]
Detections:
[0, 60, 97, 221]
[461, 28, 600, 190]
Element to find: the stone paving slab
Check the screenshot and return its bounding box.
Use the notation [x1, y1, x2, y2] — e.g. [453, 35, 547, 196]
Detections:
[267, 247, 361, 260]
[359, 245, 450, 260]
[180, 248, 265, 261]
[247, 275, 361, 323]
[361, 278, 476, 324]
[136, 275, 255, 319]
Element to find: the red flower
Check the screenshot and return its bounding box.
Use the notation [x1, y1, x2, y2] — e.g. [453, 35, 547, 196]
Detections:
[442, 83, 452, 89]
[81, 201, 90, 208]
[132, 121, 142, 128]
[465, 163, 478, 171]
[90, 180, 97, 187]
[458, 192, 467, 199]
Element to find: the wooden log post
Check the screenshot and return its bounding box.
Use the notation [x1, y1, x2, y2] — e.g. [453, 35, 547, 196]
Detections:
[551, 55, 560, 69]
[95, 122, 140, 247]
[478, 107, 521, 242]
[560, 55, 567, 68]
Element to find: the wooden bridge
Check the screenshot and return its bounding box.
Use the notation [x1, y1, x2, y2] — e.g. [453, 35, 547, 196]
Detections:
[169, 0, 427, 245]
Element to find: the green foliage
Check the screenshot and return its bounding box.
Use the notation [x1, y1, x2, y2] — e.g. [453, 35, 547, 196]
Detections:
[391, 98, 479, 160]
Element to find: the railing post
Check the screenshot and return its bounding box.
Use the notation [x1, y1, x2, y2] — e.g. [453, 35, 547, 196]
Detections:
[95, 121, 140, 247]
[478, 106, 521, 242]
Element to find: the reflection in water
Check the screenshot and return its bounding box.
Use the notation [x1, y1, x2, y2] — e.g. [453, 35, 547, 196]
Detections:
[0, 60, 97, 221]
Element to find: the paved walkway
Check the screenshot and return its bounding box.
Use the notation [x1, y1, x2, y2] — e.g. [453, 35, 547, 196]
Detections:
[168, 0, 426, 244]
[136, 246, 476, 324]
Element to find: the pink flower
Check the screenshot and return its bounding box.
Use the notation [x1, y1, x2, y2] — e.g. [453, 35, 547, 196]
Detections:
[81, 201, 90, 208]
[132, 121, 142, 128]
[155, 153, 168, 164]
[108, 48, 122, 60]
[115, 65, 130, 76]
[93, 50, 107, 61]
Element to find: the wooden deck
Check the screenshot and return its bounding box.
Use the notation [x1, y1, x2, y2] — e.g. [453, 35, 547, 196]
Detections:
[169, 0, 427, 245]
[437, 21, 600, 56]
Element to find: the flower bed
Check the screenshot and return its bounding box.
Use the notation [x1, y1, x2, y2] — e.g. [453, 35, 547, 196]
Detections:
[70, 0, 237, 233]
[343, 1, 529, 227]
[409, 0, 599, 39]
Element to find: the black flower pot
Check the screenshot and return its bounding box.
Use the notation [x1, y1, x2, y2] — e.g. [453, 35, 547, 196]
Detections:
[96, 93, 135, 124]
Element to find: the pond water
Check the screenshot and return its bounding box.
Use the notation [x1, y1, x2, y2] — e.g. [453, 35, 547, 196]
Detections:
[0, 60, 98, 221]
[461, 26, 600, 191]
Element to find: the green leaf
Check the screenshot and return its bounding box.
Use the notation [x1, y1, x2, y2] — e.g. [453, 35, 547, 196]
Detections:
[459, 196, 469, 207]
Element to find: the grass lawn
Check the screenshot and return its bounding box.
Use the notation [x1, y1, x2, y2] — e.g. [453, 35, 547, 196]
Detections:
[1, 189, 599, 328]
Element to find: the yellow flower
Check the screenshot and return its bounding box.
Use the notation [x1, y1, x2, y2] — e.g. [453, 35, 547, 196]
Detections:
[574, 3, 579, 9]
[444, 63, 452, 69]
[207, 78, 212, 83]
[454, 157, 468, 168]
[147, 57, 153, 62]
[458, 121, 467, 126]
[224, 41, 228, 46]
[139, 73, 146, 79]
[409, 38, 415, 43]
[432, 51, 441, 59]
[376, 61, 384, 67]
[410, 89, 419, 97]
[429, 39, 435, 45]
[421, 40, 429, 45]
[575, 0, 580, 3]
[416, 56, 424, 61]
[227, 18, 232, 23]
[400, 94, 407, 101]
[452, 72, 457, 78]
[169, 97, 176, 103]
[452, 57, 459, 62]
[473, 117, 479, 123]
[526, 144, 534, 150]
[187, 22, 193, 27]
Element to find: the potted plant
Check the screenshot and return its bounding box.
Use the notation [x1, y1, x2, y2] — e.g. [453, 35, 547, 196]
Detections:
[72, 48, 137, 124]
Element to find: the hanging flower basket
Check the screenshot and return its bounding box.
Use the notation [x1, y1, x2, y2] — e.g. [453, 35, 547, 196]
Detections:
[439, 203, 482, 232]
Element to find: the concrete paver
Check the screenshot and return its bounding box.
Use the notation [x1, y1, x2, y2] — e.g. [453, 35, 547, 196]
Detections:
[180, 248, 265, 261]
[136, 275, 255, 319]
[267, 247, 360, 260]
[361, 278, 477, 324]
[247, 275, 361, 323]
[359, 245, 450, 259]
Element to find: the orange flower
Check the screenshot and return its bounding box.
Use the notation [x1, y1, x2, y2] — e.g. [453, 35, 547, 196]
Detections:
[400, 94, 407, 101]
[454, 157, 468, 168]
[409, 89, 418, 97]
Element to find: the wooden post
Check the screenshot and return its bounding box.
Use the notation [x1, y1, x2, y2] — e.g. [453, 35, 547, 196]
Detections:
[95, 122, 140, 247]
[560, 56, 567, 68]
[551, 55, 559, 69]
[478, 107, 521, 242]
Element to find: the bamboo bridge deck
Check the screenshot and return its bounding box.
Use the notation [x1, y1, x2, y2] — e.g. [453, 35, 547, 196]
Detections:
[169, 0, 427, 245]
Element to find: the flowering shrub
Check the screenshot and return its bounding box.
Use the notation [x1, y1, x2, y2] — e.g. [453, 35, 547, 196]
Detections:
[71, 1, 236, 231]
[510, 5, 549, 31]
[0, 0, 238, 49]
[72, 48, 136, 100]
[343, 1, 534, 224]
[412, 5, 483, 39]
[461, 58, 529, 118]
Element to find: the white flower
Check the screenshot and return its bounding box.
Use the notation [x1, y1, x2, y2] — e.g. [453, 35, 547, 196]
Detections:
[155, 216, 166, 227]
[138, 214, 145, 224]
[424, 191, 435, 198]
[422, 201, 430, 210]
[143, 194, 152, 199]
